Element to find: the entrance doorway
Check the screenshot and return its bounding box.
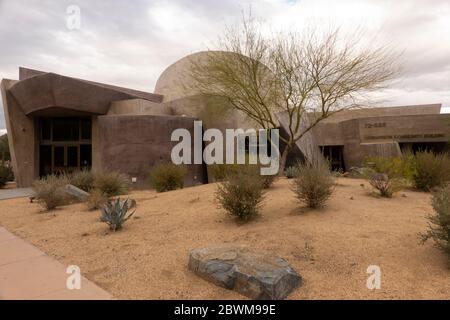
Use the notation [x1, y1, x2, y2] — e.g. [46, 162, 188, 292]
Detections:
[39, 117, 92, 176]
[320, 145, 345, 172]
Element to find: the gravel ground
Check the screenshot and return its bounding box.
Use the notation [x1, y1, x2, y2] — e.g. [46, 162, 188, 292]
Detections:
[0, 178, 448, 299]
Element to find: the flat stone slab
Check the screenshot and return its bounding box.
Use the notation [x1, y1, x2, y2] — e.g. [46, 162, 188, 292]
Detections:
[188, 245, 302, 300]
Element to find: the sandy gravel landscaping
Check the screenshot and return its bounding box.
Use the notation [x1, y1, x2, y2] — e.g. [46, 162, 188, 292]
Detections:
[0, 177, 449, 299]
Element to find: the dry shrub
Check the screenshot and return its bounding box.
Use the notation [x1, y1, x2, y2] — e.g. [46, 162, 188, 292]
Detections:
[94, 172, 130, 197]
[413, 151, 450, 191]
[86, 189, 108, 211]
[70, 169, 94, 192]
[292, 163, 334, 208]
[364, 157, 407, 198]
[216, 165, 265, 221]
[32, 174, 70, 210]
[148, 163, 186, 192]
[420, 184, 450, 260]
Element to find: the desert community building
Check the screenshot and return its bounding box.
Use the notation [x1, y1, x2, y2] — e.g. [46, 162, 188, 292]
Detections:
[2, 52, 450, 188]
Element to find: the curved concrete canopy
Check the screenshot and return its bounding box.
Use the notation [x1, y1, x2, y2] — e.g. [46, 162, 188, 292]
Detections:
[9, 72, 162, 116]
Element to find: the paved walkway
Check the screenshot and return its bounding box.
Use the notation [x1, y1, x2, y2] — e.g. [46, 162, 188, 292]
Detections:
[0, 188, 34, 201]
[0, 227, 112, 300]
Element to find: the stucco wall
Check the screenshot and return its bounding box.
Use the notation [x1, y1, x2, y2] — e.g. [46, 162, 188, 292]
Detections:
[96, 114, 206, 189]
[1, 79, 38, 187]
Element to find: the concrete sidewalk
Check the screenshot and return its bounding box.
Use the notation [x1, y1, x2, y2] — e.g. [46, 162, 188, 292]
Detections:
[0, 227, 112, 300]
[0, 188, 34, 201]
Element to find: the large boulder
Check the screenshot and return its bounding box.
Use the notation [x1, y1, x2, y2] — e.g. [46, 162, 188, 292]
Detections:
[64, 184, 89, 201]
[188, 245, 301, 300]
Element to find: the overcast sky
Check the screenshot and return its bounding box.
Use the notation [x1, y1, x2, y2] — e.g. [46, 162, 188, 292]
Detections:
[1, 0, 450, 134]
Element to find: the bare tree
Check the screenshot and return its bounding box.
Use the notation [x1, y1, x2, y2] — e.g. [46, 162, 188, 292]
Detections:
[188, 17, 400, 174]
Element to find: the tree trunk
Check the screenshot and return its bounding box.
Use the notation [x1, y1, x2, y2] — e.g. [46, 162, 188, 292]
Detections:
[278, 144, 291, 176]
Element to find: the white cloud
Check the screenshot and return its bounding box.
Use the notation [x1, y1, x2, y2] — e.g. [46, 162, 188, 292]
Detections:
[0, 0, 450, 130]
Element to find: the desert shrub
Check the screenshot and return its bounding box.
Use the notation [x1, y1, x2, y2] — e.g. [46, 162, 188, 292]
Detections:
[94, 172, 130, 197]
[285, 166, 299, 179]
[0, 166, 11, 188]
[86, 189, 108, 211]
[260, 172, 276, 189]
[70, 169, 94, 192]
[420, 184, 450, 260]
[100, 198, 136, 231]
[208, 164, 240, 181]
[364, 156, 407, 197]
[413, 151, 450, 191]
[292, 163, 334, 208]
[148, 164, 186, 192]
[32, 174, 70, 210]
[210, 162, 275, 189]
[216, 165, 265, 221]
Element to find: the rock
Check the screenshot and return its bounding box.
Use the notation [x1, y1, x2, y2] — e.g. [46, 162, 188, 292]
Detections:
[64, 184, 89, 201]
[188, 245, 302, 300]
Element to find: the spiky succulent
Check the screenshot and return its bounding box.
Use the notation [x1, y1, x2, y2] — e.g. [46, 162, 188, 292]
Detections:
[100, 198, 136, 231]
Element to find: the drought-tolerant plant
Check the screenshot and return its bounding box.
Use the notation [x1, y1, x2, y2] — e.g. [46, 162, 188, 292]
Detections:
[100, 198, 136, 232]
[260, 172, 276, 189]
[285, 166, 299, 179]
[413, 151, 450, 191]
[216, 165, 265, 221]
[208, 164, 239, 181]
[32, 174, 70, 210]
[292, 163, 335, 208]
[0, 166, 11, 188]
[70, 169, 94, 192]
[420, 184, 450, 260]
[148, 163, 186, 192]
[364, 156, 407, 197]
[94, 171, 130, 197]
[86, 189, 108, 211]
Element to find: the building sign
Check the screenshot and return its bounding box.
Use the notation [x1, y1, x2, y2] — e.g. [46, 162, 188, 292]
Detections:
[364, 122, 386, 129]
[364, 133, 446, 140]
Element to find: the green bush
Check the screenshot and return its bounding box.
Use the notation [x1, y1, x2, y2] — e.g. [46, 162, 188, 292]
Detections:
[413, 151, 450, 191]
[0, 166, 11, 188]
[149, 164, 186, 192]
[292, 163, 334, 208]
[70, 169, 94, 192]
[32, 174, 70, 210]
[216, 165, 265, 221]
[94, 172, 130, 197]
[420, 184, 450, 260]
[86, 189, 108, 211]
[364, 156, 407, 197]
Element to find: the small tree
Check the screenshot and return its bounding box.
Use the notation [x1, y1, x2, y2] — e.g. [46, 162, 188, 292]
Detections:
[188, 17, 400, 174]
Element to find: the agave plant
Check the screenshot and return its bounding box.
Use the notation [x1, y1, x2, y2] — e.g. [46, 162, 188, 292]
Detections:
[100, 198, 136, 231]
